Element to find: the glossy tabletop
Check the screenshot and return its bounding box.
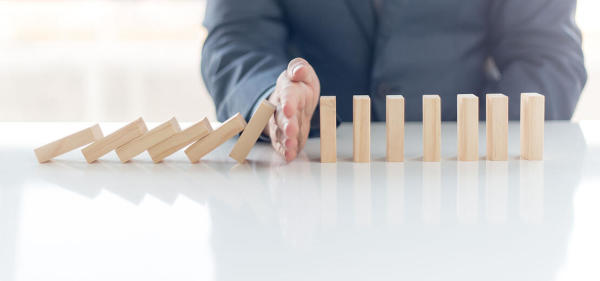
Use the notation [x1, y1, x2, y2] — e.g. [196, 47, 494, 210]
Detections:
[1, 121, 600, 281]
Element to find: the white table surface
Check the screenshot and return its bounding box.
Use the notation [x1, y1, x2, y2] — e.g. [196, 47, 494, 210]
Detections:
[1, 121, 599, 281]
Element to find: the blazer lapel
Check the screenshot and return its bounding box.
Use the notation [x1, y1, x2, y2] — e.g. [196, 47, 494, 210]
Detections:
[344, 0, 376, 43]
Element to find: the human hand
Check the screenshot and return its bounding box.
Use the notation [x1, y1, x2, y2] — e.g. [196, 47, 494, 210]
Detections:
[265, 58, 320, 162]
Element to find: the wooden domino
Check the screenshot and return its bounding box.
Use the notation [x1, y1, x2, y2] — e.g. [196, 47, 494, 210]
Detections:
[115, 117, 181, 163]
[185, 113, 247, 163]
[423, 95, 441, 162]
[457, 94, 479, 161]
[386, 95, 404, 162]
[521, 93, 545, 160]
[229, 100, 276, 163]
[320, 96, 337, 163]
[34, 124, 104, 163]
[147, 118, 213, 163]
[353, 95, 371, 163]
[81, 117, 147, 163]
[486, 94, 508, 161]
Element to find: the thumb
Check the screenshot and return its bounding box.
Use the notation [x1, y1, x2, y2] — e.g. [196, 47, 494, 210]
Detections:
[290, 64, 310, 83]
[286, 58, 320, 95]
[287, 58, 312, 83]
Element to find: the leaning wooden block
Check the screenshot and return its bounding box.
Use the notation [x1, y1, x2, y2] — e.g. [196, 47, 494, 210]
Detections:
[423, 95, 441, 162]
[320, 96, 337, 163]
[81, 118, 147, 163]
[34, 124, 104, 163]
[457, 94, 479, 161]
[185, 113, 247, 163]
[521, 93, 545, 160]
[147, 118, 213, 163]
[353, 95, 371, 163]
[115, 117, 181, 163]
[486, 94, 508, 161]
[229, 101, 276, 164]
[386, 95, 405, 162]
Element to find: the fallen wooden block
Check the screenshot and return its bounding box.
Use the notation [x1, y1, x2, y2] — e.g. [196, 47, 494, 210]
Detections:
[147, 118, 213, 163]
[320, 96, 337, 163]
[115, 117, 181, 163]
[486, 94, 508, 161]
[185, 113, 247, 163]
[34, 124, 104, 163]
[229, 100, 276, 164]
[81, 118, 147, 163]
[457, 94, 479, 161]
[423, 95, 441, 162]
[386, 95, 405, 162]
[521, 93, 545, 160]
[353, 95, 371, 163]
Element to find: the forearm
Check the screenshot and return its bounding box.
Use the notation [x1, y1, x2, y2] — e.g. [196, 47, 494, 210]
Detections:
[487, 53, 586, 120]
[201, 0, 289, 121]
[486, 0, 587, 120]
[201, 33, 287, 121]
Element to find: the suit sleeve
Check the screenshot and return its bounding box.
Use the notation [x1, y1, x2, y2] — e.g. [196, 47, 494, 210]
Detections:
[202, 0, 289, 121]
[486, 0, 587, 120]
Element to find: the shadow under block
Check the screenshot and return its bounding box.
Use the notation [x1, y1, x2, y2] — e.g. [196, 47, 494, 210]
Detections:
[386, 95, 405, 162]
[486, 94, 509, 161]
[185, 113, 247, 163]
[81, 118, 147, 163]
[457, 94, 479, 161]
[229, 101, 276, 164]
[320, 96, 337, 163]
[521, 93, 545, 160]
[34, 124, 104, 163]
[147, 118, 213, 163]
[115, 117, 181, 163]
[423, 95, 441, 162]
[353, 95, 371, 163]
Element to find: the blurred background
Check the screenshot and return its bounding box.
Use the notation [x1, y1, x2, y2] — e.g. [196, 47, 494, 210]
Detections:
[0, 0, 598, 122]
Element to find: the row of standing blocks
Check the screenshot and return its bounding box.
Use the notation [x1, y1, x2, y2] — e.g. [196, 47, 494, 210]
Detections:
[34, 93, 543, 164]
[320, 93, 545, 163]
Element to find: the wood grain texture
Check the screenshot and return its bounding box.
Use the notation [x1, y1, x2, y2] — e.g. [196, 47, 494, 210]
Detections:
[229, 101, 276, 164]
[115, 117, 181, 163]
[81, 118, 147, 163]
[486, 94, 508, 161]
[185, 113, 247, 163]
[147, 118, 212, 163]
[521, 93, 545, 160]
[457, 94, 479, 161]
[353, 95, 371, 163]
[386, 95, 404, 162]
[423, 95, 441, 162]
[320, 96, 337, 163]
[34, 124, 104, 163]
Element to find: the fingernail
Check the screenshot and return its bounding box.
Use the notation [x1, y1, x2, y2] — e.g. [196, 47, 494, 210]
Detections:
[291, 64, 302, 76]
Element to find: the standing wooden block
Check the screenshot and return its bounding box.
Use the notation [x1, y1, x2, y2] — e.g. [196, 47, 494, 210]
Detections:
[229, 100, 276, 163]
[353, 95, 371, 163]
[386, 95, 405, 162]
[521, 93, 545, 160]
[147, 118, 213, 163]
[423, 95, 441, 162]
[115, 117, 181, 163]
[81, 118, 147, 163]
[34, 124, 104, 163]
[320, 96, 337, 163]
[486, 94, 508, 161]
[185, 113, 247, 163]
[457, 94, 479, 161]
